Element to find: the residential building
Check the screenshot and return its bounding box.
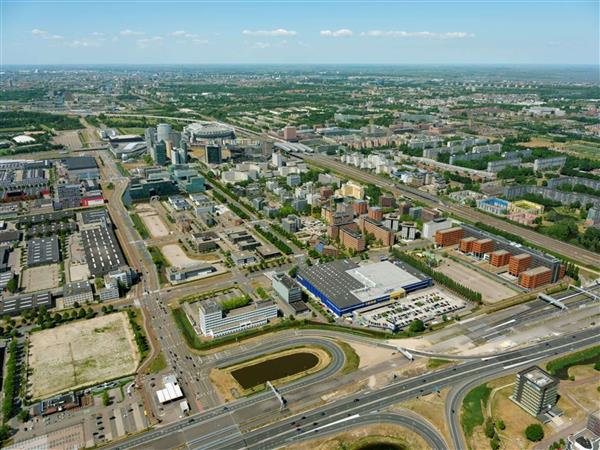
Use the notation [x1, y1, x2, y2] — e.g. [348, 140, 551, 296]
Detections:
[509, 253, 532, 276]
[340, 227, 366, 252]
[519, 266, 553, 289]
[434, 227, 464, 247]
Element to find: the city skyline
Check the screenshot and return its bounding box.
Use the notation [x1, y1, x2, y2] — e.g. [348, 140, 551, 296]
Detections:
[1, 0, 598, 65]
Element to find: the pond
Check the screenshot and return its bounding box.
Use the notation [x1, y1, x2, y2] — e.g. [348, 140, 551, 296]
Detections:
[230, 352, 319, 390]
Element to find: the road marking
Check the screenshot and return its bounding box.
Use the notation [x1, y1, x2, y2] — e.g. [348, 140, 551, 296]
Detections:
[295, 414, 360, 438]
[489, 319, 516, 330]
[502, 361, 531, 370]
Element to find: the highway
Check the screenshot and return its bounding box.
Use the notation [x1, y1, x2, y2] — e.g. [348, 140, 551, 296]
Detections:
[103, 326, 598, 450]
[295, 153, 600, 268]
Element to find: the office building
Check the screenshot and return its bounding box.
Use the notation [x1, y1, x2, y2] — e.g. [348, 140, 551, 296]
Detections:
[567, 411, 600, 450]
[27, 236, 60, 267]
[339, 181, 364, 200]
[281, 215, 301, 233]
[55, 183, 81, 209]
[199, 300, 278, 338]
[157, 123, 172, 144]
[297, 260, 432, 316]
[0, 291, 53, 316]
[151, 141, 167, 166]
[205, 144, 222, 164]
[368, 207, 383, 221]
[287, 174, 301, 187]
[511, 366, 559, 418]
[272, 272, 302, 304]
[63, 280, 93, 307]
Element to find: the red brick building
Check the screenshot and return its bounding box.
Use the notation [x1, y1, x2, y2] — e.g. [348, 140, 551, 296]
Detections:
[359, 217, 394, 247]
[490, 249, 511, 267]
[340, 227, 366, 252]
[472, 238, 494, 256]
[509, 253, 532, 276]
[519, 266, 552, 288]
[459, 236, 477, 253]
[435, 227, 465, 247]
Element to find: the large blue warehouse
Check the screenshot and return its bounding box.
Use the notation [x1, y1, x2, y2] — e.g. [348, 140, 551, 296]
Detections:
[297, 260, 432, 316]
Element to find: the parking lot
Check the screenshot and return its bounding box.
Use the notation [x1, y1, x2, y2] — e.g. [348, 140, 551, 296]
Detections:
[22, 264, 60, 292]
[356, 288, 466, 331]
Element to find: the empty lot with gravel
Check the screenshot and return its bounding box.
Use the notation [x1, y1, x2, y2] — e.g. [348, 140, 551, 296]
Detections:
[28, 312, 140, 399]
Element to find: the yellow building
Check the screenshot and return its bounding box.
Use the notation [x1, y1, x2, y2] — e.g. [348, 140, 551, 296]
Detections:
[337, 180, 365, 200]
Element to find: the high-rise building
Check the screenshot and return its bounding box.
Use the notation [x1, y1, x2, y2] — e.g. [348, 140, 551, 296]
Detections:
[272, 151, 284, 168]
[511, 366, 559, 417]
[157, 123, 172, 144]
[151, 141, 167, 166]
[283, 126, 297, 141]
[205, 144, 222, 165]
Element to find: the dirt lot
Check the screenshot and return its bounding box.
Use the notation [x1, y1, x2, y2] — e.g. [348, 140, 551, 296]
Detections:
[285, 422, 429, 450]
[52, 130, 83, 149]
[29, 312, 139, 399]
[162, 244, 204, 268]
[138, 210, 170, 238]
[22, 264, 60, 292]
[435, 257, 518, 303]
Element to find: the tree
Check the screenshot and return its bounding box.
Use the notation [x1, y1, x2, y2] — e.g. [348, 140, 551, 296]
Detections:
[0, 424, 11, 445]
[525, 424, 544, 442]
[6, 277, 17, 294]
[484, 418, 496, 438]
[409, 319, 425, 333]
[490, 435, 501, 450]
[18, 409, 30, 422]
[496, 419, 505, 430]
[288, 265, 298, 278]
[102, 390, 111, 406]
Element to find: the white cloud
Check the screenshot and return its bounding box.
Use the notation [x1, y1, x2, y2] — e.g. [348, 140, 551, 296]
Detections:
[242, 28, 296, 37]
[320, 29, 353, 38]
[31, 29, 64, 40]
[67, 39, 103, 48]
[120, 29, 145, 36]
[192, 39, 209, 45]
[361, 30, 474, 39]
[90, 32, 104, 37]
[137, 36, 163, 48]
[172, 30, 187, 36]
[252, 41, 271, 49]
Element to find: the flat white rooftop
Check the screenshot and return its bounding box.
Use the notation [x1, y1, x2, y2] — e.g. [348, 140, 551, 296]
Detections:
[347, 261, 421, 303]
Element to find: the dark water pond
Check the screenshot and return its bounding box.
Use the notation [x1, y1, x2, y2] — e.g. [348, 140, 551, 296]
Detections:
[231, 352, 319, 389]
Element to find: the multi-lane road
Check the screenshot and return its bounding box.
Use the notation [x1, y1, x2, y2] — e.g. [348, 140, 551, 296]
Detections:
[296, 153, 600, 268]
[104, 326, 598, 449]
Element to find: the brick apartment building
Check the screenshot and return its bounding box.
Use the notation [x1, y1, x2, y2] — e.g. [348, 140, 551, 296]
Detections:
[359, 217, 394, 246]
[490, 249, 511, 267]
[509, 253, 532, 276]
[519, 266, 553, 288]
[435, 227, 465, 247]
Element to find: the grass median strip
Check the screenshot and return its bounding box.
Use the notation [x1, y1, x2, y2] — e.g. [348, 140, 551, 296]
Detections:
[461, 383, 492, 438]
[546, 345, 600, 380]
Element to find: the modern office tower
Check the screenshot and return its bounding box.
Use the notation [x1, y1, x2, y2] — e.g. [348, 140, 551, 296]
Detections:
[144, 127, 156, 148]
[171, 149, 181, 165]
[165, 140, 173, 160]
[151, 141, 167, 166]
[261, 140, 274, 157]
[157, 123, 172, 143]
[205, 144, 222, 164]
[178, 146, 188, 164]
[511, 366, 559, 417]
[272, 151, 284, 168]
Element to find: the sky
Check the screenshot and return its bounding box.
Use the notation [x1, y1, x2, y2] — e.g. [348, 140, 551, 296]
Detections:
[1, 0, 598, 66]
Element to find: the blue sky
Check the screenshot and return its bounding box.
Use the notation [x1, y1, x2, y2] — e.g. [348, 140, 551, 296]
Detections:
[1, 1, 598, 65]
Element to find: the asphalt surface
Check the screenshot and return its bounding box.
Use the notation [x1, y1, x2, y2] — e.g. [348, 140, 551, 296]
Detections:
[104, 326, 598, 450]
[296, 153, 600, 268]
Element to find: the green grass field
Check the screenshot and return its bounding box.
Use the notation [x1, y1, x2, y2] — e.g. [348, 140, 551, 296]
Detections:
[461, 383, 492, 437]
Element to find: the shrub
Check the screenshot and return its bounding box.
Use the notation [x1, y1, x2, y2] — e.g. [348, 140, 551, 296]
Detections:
[525, 424, 544, 442]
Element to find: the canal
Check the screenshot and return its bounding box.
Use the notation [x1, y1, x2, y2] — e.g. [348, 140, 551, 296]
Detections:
[231, 352, 320, 390]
